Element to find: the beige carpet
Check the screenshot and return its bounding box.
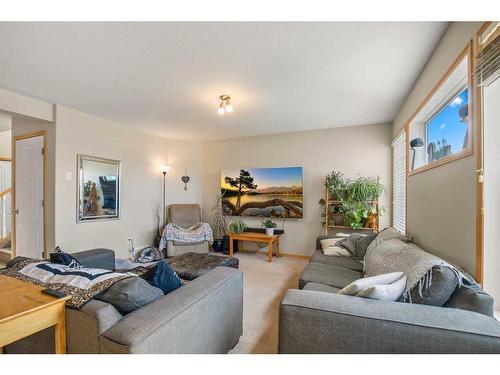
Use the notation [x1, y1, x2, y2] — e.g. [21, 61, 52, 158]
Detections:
[229, 251, 309, 354]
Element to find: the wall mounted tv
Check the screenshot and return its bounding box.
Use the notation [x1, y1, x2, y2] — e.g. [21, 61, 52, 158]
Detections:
[220, 167, 303, 218]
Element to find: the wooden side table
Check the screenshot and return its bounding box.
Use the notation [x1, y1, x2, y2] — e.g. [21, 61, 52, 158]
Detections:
[0, 275, 70, 354]
[229, 231, 280, 262]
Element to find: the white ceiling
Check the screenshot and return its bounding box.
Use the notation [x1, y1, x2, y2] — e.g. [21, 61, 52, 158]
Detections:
[0, 22, 447, 140]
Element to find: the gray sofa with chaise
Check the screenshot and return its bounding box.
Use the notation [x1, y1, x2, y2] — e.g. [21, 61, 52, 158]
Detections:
[279, 234, 500, 354]
[4, 249, 243, 354]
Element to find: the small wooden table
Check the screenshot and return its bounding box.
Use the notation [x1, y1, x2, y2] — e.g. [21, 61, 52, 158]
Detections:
[0, 275, 70, 354]
[229, 232, 280, 262]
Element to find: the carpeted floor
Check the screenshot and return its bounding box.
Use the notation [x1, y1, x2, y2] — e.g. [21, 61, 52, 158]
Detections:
[229, 251, 309, 354]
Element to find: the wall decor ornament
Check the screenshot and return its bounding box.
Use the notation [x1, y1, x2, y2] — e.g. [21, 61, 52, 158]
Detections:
[181, 170, 190, 191]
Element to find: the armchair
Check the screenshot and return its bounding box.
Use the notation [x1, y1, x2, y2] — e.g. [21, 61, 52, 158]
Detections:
[165, 204, 209, 257]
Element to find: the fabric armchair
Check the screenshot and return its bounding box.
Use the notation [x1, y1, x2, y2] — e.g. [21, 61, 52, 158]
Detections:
[165, 204, 209, 257]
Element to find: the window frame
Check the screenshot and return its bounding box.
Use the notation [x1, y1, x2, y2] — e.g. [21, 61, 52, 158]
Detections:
[406, 42, 473, 177]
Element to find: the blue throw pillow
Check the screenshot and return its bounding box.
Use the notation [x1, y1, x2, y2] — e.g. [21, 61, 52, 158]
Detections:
[50, 247, 82, 268]
[141, 261, 183, 294]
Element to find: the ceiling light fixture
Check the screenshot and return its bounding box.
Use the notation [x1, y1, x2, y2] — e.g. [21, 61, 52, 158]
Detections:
[218, 95, 233, 115]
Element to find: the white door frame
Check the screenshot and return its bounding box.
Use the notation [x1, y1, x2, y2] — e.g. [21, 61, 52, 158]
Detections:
[12, 130, 47, 259]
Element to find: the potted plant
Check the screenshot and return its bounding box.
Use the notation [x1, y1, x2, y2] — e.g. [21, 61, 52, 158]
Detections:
[339, 201, 369, 229]
[211, 193, 227, 252]
[263, 219, 277, 236]
[229, 219, 246, 234]
[326, 171, 347, 200]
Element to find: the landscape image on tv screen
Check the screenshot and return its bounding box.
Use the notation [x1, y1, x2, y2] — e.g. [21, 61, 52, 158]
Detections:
[220, 167, 303, 218]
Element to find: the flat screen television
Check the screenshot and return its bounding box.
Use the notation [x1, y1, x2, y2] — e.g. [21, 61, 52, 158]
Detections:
[220, 166, 303, 218]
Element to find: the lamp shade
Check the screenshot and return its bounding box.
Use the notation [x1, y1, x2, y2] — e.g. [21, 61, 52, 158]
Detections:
[160, 165, 171, 173]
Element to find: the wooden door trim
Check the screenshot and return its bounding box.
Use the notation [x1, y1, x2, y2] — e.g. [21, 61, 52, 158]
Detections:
[474, 22, 494, 284]
[12, 130, 47, 259]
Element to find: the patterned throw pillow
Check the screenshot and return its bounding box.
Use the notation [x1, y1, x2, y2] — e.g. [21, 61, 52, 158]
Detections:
[49, 247, 83, 269]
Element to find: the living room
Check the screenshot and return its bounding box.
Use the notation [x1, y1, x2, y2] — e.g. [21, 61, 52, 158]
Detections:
[1, 0, 500, 372]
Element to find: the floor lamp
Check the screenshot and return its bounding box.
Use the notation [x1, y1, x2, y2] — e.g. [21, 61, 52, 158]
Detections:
[160, 165, 170, 227]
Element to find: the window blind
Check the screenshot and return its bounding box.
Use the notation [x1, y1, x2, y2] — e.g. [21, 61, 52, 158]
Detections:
[474, 32, 500, 87]
[392, 130, 406, 234]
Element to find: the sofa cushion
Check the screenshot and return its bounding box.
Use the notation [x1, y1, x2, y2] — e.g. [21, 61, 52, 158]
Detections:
[445, 284, 494, 317]
[303, 282, 340, 293]
[299, 262, 362, 289]
[72, 248, 116, 270]
[96, 277, 164, 315]
[310, 250, 363, 272]
[172, 240, 204, 246]
[399, 265, 458, 307]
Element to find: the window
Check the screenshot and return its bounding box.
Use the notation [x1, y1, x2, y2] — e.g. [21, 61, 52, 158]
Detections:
[408, 43, 472, 175]
[392, 130, 406, 234]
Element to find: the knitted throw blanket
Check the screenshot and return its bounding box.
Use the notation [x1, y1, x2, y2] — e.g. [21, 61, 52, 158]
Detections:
[364, 237, 466, 302]
[159, 222, 213, 252]
[0, 258, 134, 309]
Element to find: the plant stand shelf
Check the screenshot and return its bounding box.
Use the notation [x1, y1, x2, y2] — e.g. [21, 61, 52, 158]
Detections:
[323, 175, 380, 235]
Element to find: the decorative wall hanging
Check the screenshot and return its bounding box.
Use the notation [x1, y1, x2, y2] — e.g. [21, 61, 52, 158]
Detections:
[181, 169, 190, 190]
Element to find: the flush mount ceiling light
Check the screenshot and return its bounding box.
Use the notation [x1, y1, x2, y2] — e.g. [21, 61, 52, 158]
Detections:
[218, 95, 234, 115]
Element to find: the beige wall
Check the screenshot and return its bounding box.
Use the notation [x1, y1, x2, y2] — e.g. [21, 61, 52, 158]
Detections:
[0, 87, 53, 122]
[11, 116, 56, 252]
[483, 78, 500, 309]
[0, 129, 11, 158]
[392, 22, 483, 274]
[202, 123, 392, 256]
[54, 105, 203, 258]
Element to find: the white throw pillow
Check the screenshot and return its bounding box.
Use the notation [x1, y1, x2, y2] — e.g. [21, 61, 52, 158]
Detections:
[320, 238, 350, 257]
[338, 272, 404, 296]
[356, 276, 407, 301]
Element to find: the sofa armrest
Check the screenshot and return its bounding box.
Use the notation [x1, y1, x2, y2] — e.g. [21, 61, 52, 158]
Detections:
[72, 248, 115, 270]
[99, 266, 243, 354]
[279, 289, 500, 354]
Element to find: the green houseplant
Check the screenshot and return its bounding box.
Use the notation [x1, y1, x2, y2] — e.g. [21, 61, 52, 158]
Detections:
[262, 219, 277, 236]
[326, 171, 347, 200]
[229, 219, 247, 234]
[325, 171, 385, 230]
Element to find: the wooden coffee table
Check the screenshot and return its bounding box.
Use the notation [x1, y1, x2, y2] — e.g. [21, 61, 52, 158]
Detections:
[0, 275, 70, 354]
[229, 232, 280, 262]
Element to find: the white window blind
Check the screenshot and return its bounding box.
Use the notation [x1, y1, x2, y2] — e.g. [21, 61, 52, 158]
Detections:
[392, 130, 406, 234]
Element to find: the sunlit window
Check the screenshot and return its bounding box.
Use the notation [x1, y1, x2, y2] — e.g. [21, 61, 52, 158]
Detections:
[408, 44, 471, 174]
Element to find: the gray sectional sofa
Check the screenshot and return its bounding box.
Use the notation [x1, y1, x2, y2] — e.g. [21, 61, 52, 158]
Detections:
[5, 249, 243, 354]
[279, 234, 500, 354]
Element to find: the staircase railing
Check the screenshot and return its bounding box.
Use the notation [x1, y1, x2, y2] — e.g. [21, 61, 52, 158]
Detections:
[0, 188, 12, 240]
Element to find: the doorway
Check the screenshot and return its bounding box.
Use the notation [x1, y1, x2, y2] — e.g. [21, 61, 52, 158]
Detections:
[13, 131, 46, 259]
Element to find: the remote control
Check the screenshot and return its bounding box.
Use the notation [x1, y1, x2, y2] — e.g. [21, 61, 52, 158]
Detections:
[41, 288, 67, 299]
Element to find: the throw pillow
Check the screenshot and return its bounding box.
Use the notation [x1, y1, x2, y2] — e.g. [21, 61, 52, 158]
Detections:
[96, 276, 164, 315]
[356, 276, 407, 301]
[399, 265, 459, 306]
[49, 247, 82, 268]
[338, 272, 403, 296]
[141, 260, 183, 294]
[339, 233, 376, 259]
[320, 238, 350, 257]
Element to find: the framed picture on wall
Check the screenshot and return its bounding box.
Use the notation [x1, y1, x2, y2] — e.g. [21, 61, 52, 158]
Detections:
[77, 154, 121, 222]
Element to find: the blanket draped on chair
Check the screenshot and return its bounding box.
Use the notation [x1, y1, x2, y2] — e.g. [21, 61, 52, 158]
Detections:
[159, 222, 213, 252]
